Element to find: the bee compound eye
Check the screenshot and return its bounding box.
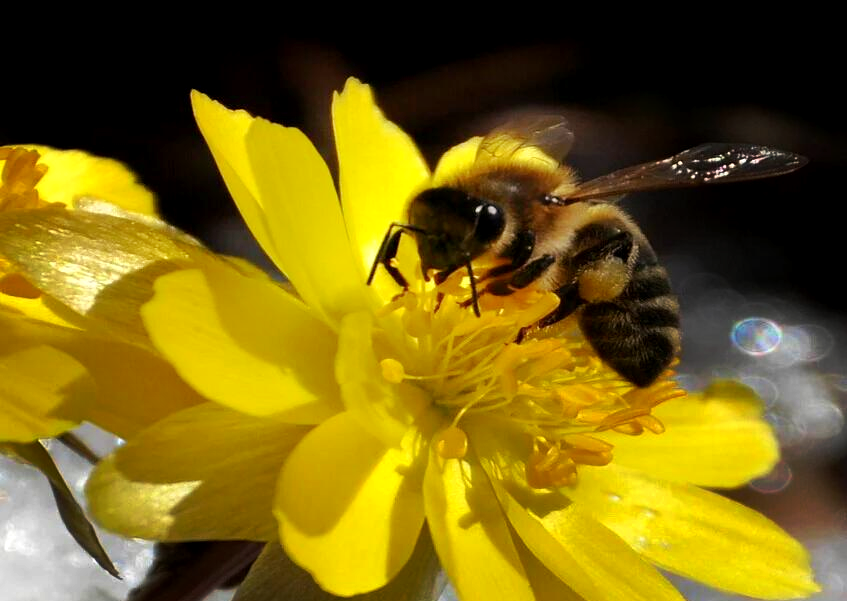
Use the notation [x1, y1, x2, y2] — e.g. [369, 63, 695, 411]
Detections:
[474, 203, 505, 243]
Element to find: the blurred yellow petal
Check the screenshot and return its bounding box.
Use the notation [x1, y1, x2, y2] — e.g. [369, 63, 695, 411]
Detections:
[191, 91, 283, 270]
[142, 263, 341, 420]
[332, 78, 430, 278]
[0, 345, 92, 441]
[66, 337, 205, 438]
[86, 403, 307, 541]
[600, 381, 779, 487]
[245, 116, 371, 321]
[0, 290, 83, 330]
[19, 146, 157, 215]
[423, 448, 536, 601]
[565, 463, 819, 599]
[234, 532, 443, 601]
[275, 412, 425, 596]
[0, 312, 202, 439]
[431, 137, 482, 185]
[336, 311, 431, 446]
[0, 207, 200, 348]
[471, 418, 684, 601]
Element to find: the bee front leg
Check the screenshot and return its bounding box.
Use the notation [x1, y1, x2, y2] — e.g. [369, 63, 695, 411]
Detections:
[479, 231, 535, 281]
[486, 254, 556, 296]
[367, 225, 409, 289]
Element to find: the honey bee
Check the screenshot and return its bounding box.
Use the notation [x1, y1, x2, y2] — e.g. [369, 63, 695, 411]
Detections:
[368, 117, 807, 387]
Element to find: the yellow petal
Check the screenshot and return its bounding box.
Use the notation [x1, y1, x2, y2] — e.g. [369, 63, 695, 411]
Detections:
[0, 291, 82, 331]
[190, 91, 284, 271]
[6, 145, 157, 215]
[245, 114, 372, 322]
[336, 311, 431, 446]
[599, 380, 779, 487]
[470, 417, 684, 601]
[332, 78, 430, 281]
[86, 403, 307, 541]
[423, 446, 536, 601]
[192, 90, 371, 322]
[565, 463, 819, 599]
[275, 412, 425, 596]
[142, 264, 342, 421]
[0, 206, 201, 348]
[235, 531, 443, 601]
[514, 537, 586, 601]
[0, 345, 91, 441]
[0, 312, 202, 439]
[431, 136, 483, 185]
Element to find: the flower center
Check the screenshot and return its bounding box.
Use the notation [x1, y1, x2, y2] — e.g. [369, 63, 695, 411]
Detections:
[377, 250, 685, 487]
[0, 147, 50, 212]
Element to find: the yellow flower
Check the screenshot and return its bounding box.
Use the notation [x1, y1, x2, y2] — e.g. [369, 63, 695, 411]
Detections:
[78, 79, 817, 601]
[0, 146, 202, 440]
[0, 144, 157, 326]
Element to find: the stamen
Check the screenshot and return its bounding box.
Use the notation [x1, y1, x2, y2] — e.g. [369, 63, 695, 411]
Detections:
[0, 147, 50, 211]
[527, 438, 577, 488]
[374, 248, 686, 489]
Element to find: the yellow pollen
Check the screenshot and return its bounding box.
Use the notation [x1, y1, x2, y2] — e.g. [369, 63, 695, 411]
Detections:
[0, 147, 50, 211]
[376, 243, 687, 489]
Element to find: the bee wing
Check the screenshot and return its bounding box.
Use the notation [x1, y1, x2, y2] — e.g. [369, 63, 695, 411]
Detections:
[568, 143, 808, 201]
[477, 115, 575, 164]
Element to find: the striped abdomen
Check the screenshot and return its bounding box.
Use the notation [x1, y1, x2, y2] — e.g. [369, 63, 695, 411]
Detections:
[578, 254, 680, 387]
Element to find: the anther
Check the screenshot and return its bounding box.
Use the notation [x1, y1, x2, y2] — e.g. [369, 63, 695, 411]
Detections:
[435, 426, 468, 459]
[380, 358, 406, 383]
[0, 147, 49, 211]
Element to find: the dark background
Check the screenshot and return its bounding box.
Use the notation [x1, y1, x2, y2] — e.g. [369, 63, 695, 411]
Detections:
[2, 37, 840, 310]
[4, 36, 846, 575]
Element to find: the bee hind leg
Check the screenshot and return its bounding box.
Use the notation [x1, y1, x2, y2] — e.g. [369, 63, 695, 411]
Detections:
[535, 282, 584, 328]
[528, 226, 635, 332]
[516, 283, 582, 342]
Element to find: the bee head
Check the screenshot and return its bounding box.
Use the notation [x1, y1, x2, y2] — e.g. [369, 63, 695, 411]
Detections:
[408, 187, 505, 274]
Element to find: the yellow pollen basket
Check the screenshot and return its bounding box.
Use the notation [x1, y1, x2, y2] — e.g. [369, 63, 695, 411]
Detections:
[376, 239, 687, 487]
